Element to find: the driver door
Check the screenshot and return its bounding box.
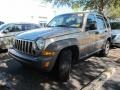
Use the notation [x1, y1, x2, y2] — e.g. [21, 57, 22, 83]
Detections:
[84, 14, 98, 54]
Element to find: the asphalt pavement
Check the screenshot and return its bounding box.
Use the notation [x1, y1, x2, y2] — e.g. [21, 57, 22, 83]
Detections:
[0, 48, 120, 90]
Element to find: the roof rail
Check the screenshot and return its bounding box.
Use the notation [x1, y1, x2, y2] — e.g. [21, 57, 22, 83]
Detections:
[83, 10, 102, 14]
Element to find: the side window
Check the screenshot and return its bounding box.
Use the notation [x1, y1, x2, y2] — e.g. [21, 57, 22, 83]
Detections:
[23, 24, 39, 31]
[5, 24, 22, 32]
[96, 15, 106, 30]
[50, 16, 64, 27]
[23, 24, 32, 30]
[30, 24, 40, 29]
[104, 17, 110, 28]
[4, 25, 13, 31]
[86, 14, 97, 30]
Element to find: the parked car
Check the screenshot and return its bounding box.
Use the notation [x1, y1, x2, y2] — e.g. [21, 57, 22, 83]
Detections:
[110, 21, 120, 47]
[0, 23, 40, 51]
[9, 11, 111, 81]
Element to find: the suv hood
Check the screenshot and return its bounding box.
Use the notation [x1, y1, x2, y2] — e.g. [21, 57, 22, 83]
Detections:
[16, 27, 80, 40]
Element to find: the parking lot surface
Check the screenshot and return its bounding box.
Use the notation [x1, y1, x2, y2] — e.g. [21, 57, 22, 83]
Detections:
[0, 48, 120, 90]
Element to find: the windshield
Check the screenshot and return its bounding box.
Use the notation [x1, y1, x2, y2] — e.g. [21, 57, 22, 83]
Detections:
[0, 24, 9, 30]
[110, 22, 120, 30]
[47, 13, 83, 28]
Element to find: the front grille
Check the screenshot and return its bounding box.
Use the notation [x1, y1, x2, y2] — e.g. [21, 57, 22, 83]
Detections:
[14, 39, 36, 55]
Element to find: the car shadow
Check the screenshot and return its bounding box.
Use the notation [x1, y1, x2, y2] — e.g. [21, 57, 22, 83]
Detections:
[0, 53, 119, 90]
[103, 80, 120, 90]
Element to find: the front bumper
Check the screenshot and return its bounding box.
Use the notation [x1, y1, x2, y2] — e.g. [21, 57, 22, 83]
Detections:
[8, 48, 56, 71]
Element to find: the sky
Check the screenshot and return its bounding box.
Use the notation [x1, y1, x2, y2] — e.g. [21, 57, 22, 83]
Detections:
[0, 0, 74, 23]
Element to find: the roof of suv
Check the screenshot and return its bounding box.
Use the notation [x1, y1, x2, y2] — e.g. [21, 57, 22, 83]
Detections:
[58, 11, 102, 16]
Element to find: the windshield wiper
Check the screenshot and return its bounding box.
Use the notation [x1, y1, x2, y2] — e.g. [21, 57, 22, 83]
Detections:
[46, 25, 53, 27]
[46, 25, 69, 27]
[55, 25, 69, 27]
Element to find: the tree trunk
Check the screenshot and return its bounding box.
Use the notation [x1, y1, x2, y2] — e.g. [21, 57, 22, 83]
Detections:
[99, 0, 104, 12]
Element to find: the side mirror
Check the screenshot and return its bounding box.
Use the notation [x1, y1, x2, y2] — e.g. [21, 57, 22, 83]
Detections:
[2, 29, 9, 33]
[86, 22, 97, 31]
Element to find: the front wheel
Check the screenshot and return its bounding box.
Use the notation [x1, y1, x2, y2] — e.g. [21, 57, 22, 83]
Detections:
[0, 48, 2, 53]
[57, 49, 72, 82]
[98, 41, 110, 57]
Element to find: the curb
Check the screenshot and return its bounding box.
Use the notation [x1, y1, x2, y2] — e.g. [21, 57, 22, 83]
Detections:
[81, 67, 116, 90]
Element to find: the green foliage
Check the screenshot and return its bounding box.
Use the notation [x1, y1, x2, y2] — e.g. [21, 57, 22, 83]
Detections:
[42, 0, 120, 18]
[107, 5, 120, 18]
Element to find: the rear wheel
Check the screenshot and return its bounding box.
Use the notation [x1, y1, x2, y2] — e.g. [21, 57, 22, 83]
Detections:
[98, 41, 110, 57]
[57, 49, 72, 82]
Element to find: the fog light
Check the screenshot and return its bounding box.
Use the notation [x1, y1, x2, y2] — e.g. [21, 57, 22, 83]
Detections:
[42, 61, 50, 69]
[41, 50, 55, 56]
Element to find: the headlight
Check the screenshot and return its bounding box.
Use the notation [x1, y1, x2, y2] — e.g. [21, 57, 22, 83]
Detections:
[36, 38, 45, 50]
[12, 37, 16, 46]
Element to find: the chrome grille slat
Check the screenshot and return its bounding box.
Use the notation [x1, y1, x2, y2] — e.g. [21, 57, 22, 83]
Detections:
[21, 41, 24, 52]
[29, 42, 32, 54]
[20, 40, 22, 50]
[14, 39, 35, 55]
[24, 42, 26, 53]
[23, 41, 25, 53]
[28, 42, 30, 54]
[18, 40, 20, 50]
[16, 40, 18, 50]
[25, 42, 28, 53]
[16, 40, 18, 49]
[17, 40, 18, 49]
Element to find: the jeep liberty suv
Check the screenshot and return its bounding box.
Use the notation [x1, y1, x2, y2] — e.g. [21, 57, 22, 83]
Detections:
[9, 11, 111, 81]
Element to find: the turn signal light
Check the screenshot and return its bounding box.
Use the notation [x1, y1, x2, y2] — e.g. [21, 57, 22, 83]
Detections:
[41, 50, 55, 56]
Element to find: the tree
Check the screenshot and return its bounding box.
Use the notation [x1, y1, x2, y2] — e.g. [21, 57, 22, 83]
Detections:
[42, 0, 120, 17]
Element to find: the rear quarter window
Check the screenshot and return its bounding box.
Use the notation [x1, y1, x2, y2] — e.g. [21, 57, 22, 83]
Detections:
[96, 15, 106, 30]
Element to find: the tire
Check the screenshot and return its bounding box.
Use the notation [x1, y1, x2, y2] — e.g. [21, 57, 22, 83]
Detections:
[0, 48, 7, 53]
[57, 49, 72, 82]
[98, 41, 110, 57]
[0, 48, 2, 53]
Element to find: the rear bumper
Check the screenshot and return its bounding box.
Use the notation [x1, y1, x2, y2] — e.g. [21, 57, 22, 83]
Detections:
[8, 48, 56, 72]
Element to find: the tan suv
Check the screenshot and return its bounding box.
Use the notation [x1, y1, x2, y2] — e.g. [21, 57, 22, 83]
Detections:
[9, 11, 111, 81]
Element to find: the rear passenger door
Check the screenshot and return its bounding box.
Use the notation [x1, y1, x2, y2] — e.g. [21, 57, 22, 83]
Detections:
[96, 15, 107, 50]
